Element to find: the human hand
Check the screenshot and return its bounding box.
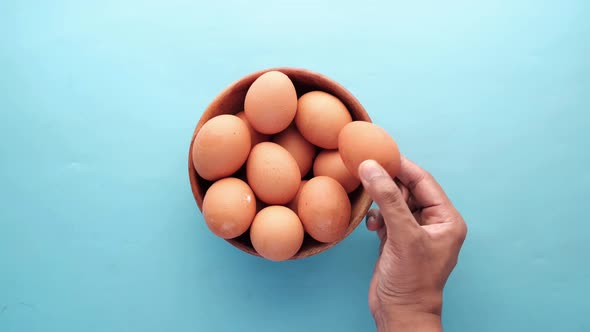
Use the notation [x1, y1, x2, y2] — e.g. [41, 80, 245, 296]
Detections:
[359, 157, 467, 332]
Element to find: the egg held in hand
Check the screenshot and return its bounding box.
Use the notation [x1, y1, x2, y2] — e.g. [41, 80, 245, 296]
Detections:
[338, 121, 401, 179]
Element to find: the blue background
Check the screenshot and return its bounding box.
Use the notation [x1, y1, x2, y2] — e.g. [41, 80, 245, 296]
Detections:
[1, 1, 589, 331]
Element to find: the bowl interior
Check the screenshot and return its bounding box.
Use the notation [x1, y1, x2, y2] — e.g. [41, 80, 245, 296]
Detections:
[188, 67, 373, 259]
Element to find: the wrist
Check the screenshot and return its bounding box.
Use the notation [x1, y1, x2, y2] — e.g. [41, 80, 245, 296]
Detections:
[375, 308, 442, 332]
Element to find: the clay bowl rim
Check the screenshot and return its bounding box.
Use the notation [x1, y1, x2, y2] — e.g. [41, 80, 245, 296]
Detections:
[188, 67, 374, 260]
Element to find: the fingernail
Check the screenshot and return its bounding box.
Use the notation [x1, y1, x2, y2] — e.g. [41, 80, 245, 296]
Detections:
[359, 160, 386, 181]
[366, 216, 377, 230]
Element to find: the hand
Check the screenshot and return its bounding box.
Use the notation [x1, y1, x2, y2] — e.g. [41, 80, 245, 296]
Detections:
[359, 157, 467, 332]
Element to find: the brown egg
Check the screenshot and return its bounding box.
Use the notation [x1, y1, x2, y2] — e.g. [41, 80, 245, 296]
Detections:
[273, 125, 316, 177]
[244, 71, 297, 135]
[192, 114, 251, 181]
[295, 91, 352, 149]
[313, 150, 360, 193]
[236, 111, 269, 146]
[250, 206, 304, 261]
[286, 180, 307, 212]
[202, 178, 256, 239]
[298, 176, 351, 243]
[338, 121, 401, 179]
[246, 142, 301, 205]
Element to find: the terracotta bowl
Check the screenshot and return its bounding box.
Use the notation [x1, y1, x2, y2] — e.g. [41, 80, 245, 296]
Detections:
[188, 67, 373, 259]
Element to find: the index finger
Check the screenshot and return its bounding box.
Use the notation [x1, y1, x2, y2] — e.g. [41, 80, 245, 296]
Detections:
[396, 156, 450, 209]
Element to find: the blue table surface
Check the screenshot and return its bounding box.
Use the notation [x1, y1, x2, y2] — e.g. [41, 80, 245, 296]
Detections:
[1, 1, 589, 331]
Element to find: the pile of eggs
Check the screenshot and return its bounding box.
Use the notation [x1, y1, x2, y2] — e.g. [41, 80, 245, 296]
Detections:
[192, 70, 400, 261]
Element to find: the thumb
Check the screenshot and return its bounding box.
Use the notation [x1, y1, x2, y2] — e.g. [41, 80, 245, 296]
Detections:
[359, 160, 420, 243]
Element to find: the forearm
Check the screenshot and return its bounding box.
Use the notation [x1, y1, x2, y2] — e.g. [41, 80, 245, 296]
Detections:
[375, 310, 442, 332]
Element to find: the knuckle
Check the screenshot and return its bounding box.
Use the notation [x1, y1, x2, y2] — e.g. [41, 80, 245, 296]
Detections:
[454, 220, 468, 246]
[423, 170, 435, 182]
[397, 227, 423, 246]
[406, 172, 425, 191]
[406, 170, 431, 191]
[409, 230, 424, 245]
